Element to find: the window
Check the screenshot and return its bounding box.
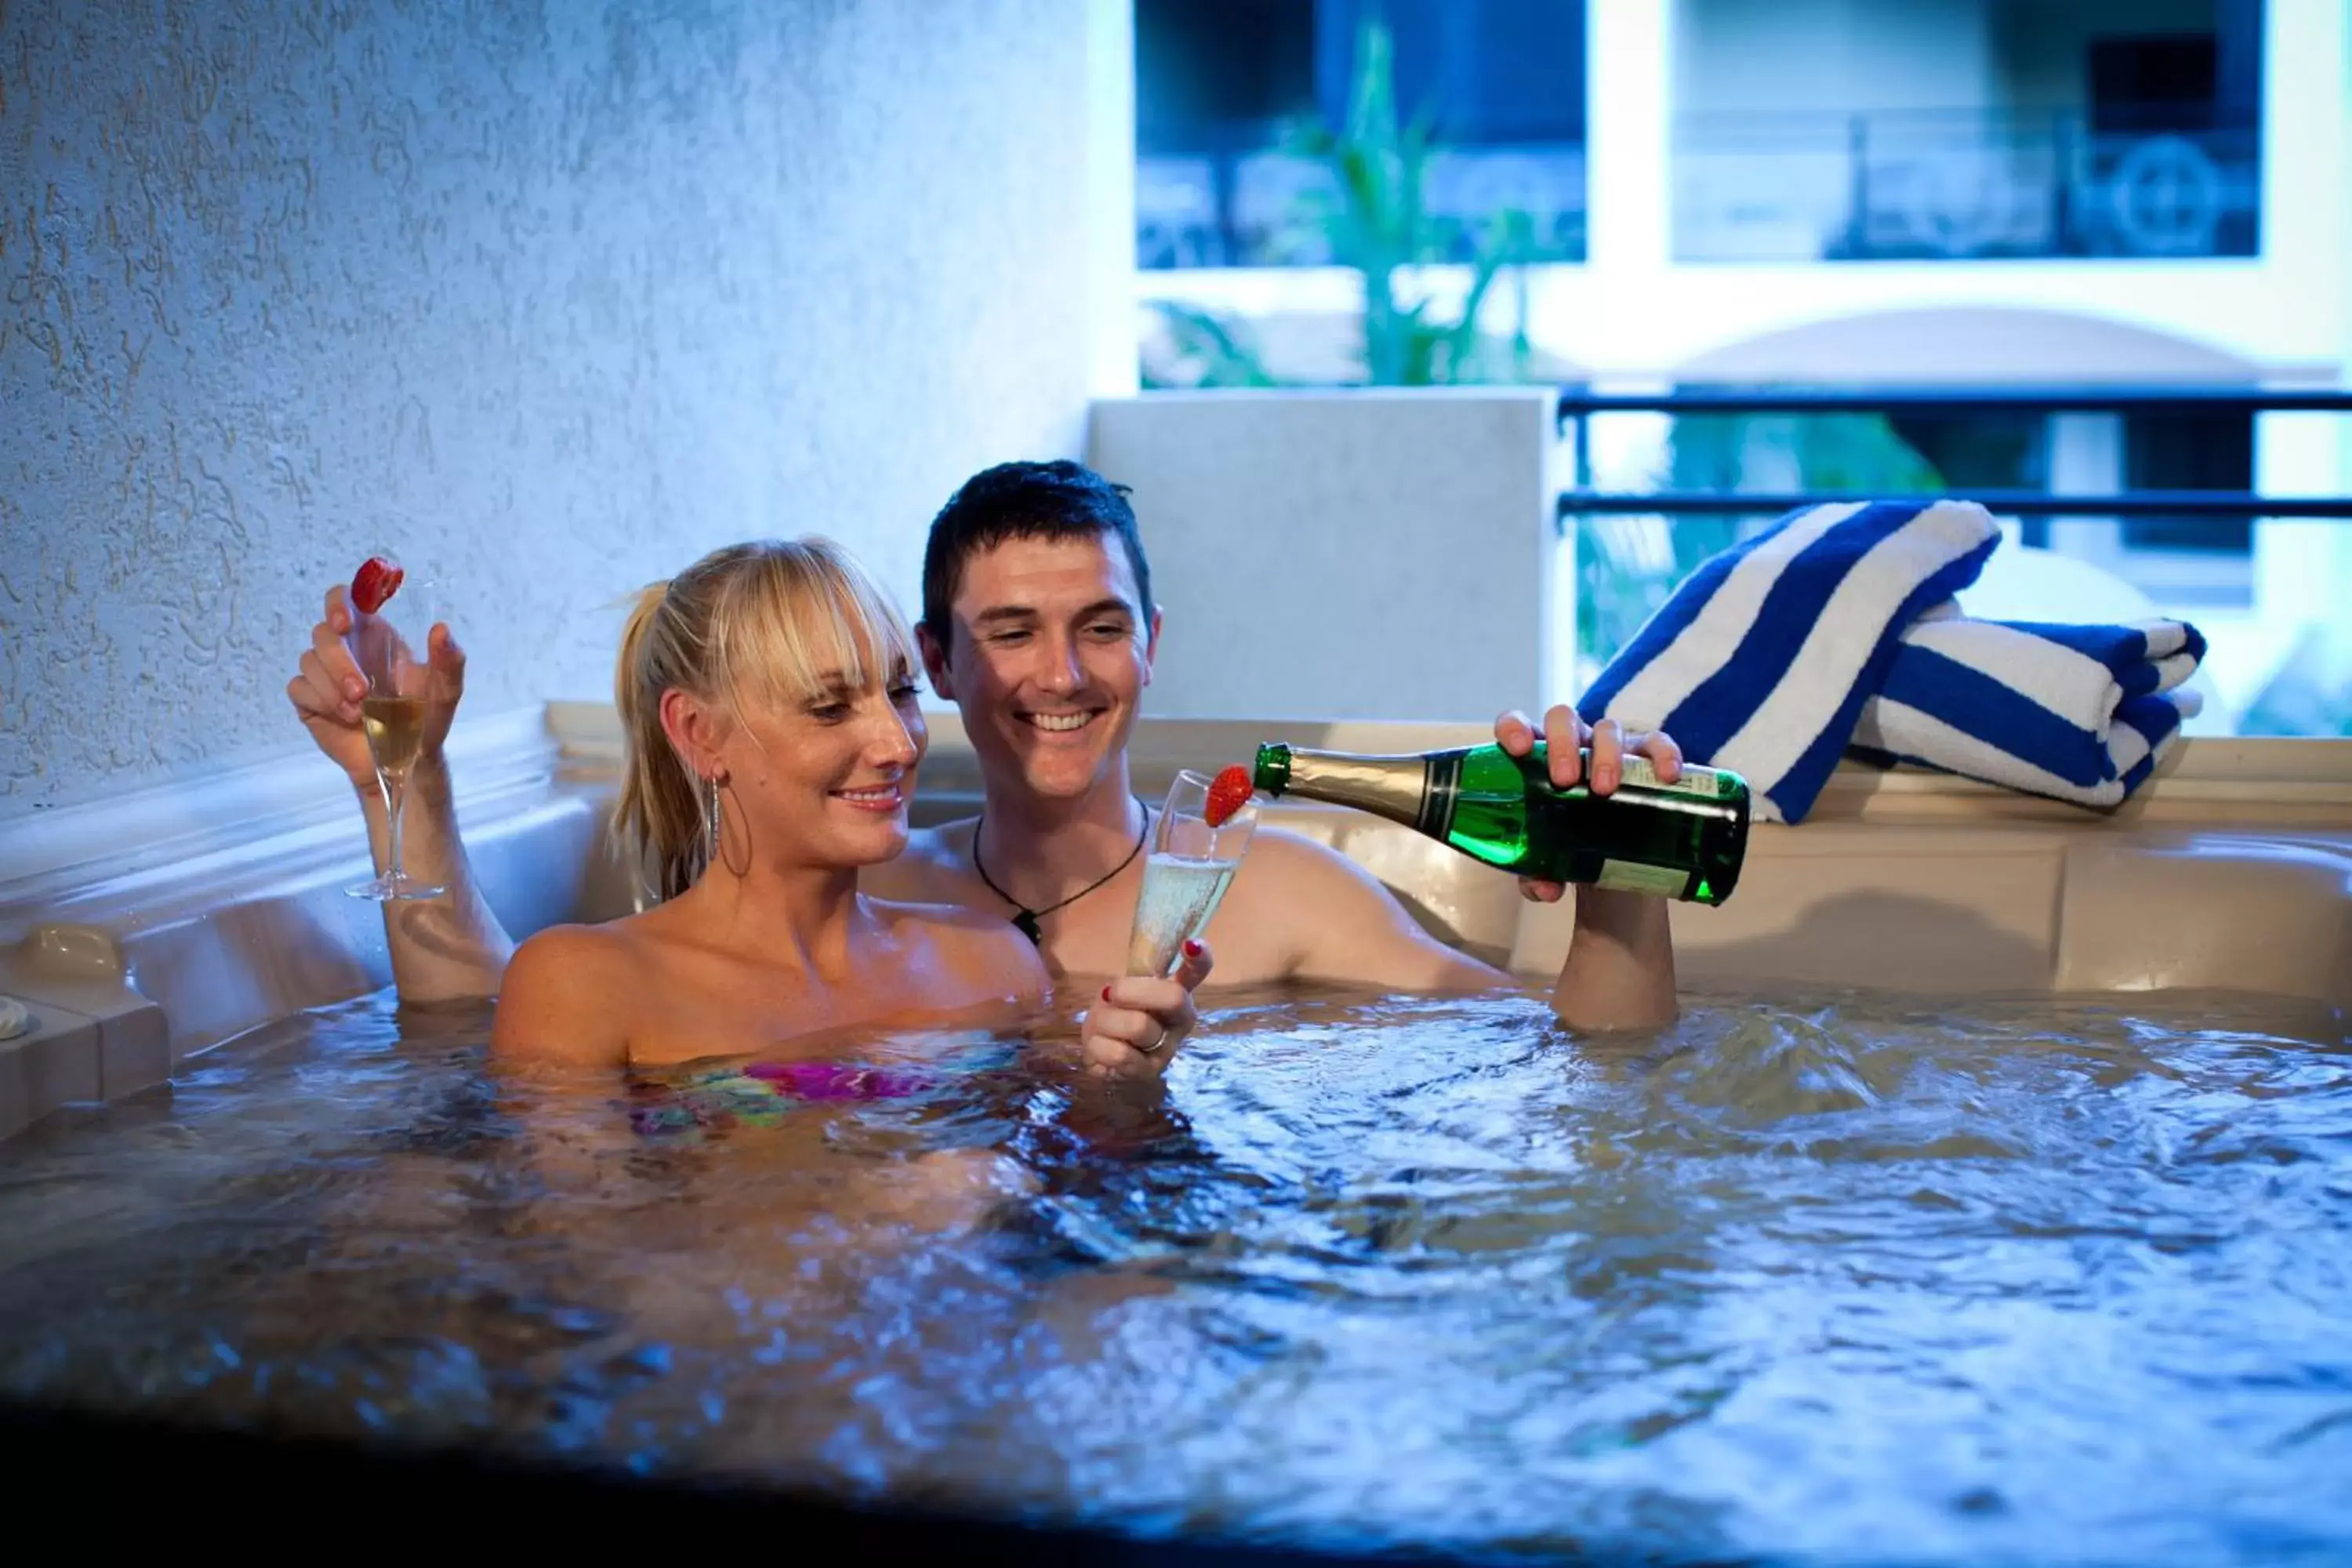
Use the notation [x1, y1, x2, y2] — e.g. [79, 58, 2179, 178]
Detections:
[1136, 0, 1588, 270]
[2087, 34, 2223, 136]
[1137, 0, 1316, 156]
[1312, 0, 1585, 147]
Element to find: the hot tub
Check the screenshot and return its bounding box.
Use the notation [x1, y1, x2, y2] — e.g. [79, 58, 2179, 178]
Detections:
[0, 709, 2347, 1563]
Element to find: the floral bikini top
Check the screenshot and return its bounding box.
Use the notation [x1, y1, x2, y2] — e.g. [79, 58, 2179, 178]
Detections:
[628, 1058, 931, 1141]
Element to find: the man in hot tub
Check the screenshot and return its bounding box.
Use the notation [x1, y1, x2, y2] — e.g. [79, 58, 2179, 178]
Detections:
[285, 460, 1686, 1070]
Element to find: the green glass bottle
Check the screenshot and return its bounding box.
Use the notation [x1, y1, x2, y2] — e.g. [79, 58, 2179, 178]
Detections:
[1250, 741, 1751, 906]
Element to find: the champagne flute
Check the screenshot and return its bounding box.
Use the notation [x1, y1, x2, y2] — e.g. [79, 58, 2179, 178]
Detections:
[1125, 769, 1258, 978]
[343, 565, 445, 902]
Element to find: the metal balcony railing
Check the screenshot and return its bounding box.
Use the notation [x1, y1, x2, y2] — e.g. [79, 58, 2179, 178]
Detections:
[1138, 140, 1588, 270]
[1554, 386, 2352, 528]
[1675, 109, 2261, 263]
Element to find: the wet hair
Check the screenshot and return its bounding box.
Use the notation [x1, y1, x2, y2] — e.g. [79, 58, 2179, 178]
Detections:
[919, 460, 1153, 657]
[614, 538, 917, 900]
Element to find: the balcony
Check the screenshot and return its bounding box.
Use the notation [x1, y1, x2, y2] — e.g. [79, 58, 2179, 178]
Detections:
[1087, 383, 2352, 739]
[1675, 109, 2262, 263]
[1138, 142, 1588, 270]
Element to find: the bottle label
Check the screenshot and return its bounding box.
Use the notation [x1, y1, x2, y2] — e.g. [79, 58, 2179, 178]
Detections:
[1593, 859, 1691, 898]
[1617, 754, 1734, 800]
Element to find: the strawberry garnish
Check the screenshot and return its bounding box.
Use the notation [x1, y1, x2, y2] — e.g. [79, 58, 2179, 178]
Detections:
[350, 554, 405, 614]
[1203, 764, 1254, 827]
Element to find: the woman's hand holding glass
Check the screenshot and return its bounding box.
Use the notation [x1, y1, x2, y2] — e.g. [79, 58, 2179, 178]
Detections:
[286, 556, 458, 902]
[1076, 768, 1258, 1080]
[289, 583, 467, 793]
[1080, 936, 1216, 1080]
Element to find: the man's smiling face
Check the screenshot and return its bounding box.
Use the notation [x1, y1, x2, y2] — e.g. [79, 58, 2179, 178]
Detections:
[922, 532, 1160, 805]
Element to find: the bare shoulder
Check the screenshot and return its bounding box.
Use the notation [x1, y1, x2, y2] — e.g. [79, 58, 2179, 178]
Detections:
[875, 893, 1030, 959]
[492, 921, 640, 1065]
[1204, 826, 1413, 978]
[1231, 825, 1402, 906]
[869, 895, 1014, 938]
[868, 897, 1047, 1000]
[1222, 825, 1499, 989]
[503, 920, 638, 987]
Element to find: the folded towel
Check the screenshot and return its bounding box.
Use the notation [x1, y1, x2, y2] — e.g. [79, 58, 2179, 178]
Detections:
[1849, 615, 2207, 807]
[1581, 499, 2001, 822]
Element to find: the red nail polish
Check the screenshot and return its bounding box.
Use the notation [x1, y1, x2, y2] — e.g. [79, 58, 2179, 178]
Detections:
[1101, 985, 1112, 1001]
[1182, 938, 1202, 957]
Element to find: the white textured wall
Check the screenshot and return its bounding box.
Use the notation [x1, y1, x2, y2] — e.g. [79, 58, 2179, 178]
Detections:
[1089, 390, 1563, 724]
[1, 0, 1118, 819]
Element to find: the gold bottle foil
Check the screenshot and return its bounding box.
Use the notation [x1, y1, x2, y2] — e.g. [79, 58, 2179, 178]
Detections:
[1277, 749, 1432, 829]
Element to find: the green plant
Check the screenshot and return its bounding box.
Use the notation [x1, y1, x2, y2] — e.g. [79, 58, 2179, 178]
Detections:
[1283, 17, 1538, 386]
[1141, 16, 1542, 389]
[1141, 301, 1282, 390]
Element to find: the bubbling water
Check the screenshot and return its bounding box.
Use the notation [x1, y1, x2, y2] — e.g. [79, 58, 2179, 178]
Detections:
[0, 983, 2346, 1565]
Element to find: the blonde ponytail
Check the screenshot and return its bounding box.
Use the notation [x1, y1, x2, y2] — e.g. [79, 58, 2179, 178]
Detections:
[613, 579, 710, 900]
[608, 539, 919, 903]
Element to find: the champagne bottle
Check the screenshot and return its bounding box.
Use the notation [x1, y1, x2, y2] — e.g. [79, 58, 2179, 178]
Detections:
[1250, 741, 1750, 905]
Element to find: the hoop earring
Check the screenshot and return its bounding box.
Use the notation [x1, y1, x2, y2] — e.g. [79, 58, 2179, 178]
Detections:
[716, 777, 751, 878]
[703, 774, 723, 867]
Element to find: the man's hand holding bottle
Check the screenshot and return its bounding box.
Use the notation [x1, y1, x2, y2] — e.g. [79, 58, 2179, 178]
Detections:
[1491, 705, 1686, 906]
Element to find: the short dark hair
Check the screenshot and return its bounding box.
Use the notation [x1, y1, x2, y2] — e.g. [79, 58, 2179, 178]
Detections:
[920, 460, 1154, 655]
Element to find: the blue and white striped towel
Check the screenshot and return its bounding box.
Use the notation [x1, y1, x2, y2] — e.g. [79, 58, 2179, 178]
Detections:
[1581, 499, 2001, 822]
[1849, 613, 2206, 808]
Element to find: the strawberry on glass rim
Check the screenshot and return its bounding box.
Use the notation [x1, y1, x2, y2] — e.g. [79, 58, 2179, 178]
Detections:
[1123, 765, 1260, 980]
[1203, 765, 1254, 828]
[351, 554, 405, 615]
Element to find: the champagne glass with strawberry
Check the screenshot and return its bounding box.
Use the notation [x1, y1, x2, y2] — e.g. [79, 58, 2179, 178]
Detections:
[343, 553, 445, 902]
[1125, 765, 1258, 978]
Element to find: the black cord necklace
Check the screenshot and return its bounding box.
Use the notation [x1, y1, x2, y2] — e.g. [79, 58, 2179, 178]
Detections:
[971, 794, 1150, 945]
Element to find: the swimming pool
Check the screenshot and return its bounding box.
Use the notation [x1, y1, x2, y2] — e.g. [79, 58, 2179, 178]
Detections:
[0, 713, 2347, 1560]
